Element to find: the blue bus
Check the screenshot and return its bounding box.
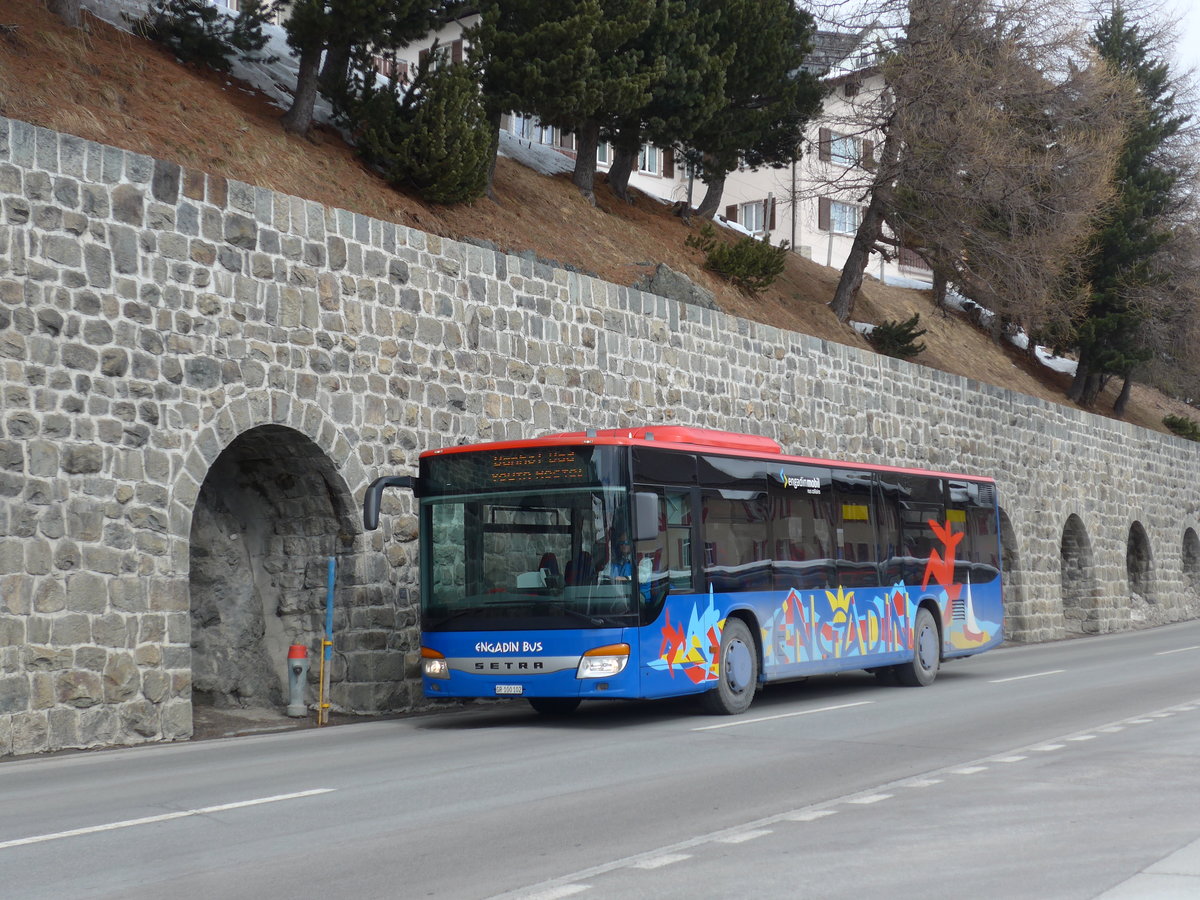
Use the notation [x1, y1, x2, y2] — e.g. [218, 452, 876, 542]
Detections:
[364, 426, 1004, 715]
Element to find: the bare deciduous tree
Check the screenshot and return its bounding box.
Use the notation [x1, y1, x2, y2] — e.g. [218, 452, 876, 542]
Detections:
[813, 0, 1134, 333]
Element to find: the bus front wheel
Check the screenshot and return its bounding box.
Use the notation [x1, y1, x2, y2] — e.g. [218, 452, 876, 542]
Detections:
[701, 618, 758, 714]
[528, 697, 581, 715]
[896, 606, 940, 687]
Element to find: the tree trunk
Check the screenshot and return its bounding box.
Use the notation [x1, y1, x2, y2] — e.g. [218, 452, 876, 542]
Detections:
[281, 45, 324, 136]
[695, 169, 726, 221]
[1067, 355, 1089, 403]
[830, 191, 887, 322]
[319, 40, 353, 99]
[830, 128, 900, 322]
[46, 0, 81, 27]
[1114, 372, 1134, 417]
[484, 109, 503, 201]
[607, 137, 638, 203]
[571, 121, 601, 204]
[932, 268, 948, 313]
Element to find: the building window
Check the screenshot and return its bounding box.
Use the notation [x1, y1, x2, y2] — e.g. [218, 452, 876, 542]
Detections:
[819, 197, 861, 234]
[830, 133, 859, 167]
[510, 114, 533, 140]
[536, 123, 555, 146]
[830, 201, 860, 234]
[819, 128, 873, 169]
[741, 201, 766, 233]
[638, 144, 660, 175]
[597, 141, 610, 166]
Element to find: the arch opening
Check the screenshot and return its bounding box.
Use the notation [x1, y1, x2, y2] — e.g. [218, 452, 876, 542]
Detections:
[997, 508, 1025, 638]
[1060, 514, 1098, 634]
[1126, 521, 1155, 613]
[1183, 528, 1200, 593]
[188, 424, 356, 711]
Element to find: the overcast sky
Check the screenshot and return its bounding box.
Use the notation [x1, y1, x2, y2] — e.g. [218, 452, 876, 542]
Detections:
[1165, 0, 1200, 72]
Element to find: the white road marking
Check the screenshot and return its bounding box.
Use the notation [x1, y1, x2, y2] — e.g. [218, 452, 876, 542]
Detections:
[1068, 735, 1097, 741]
[989, 669, 1065, 683]
[1154, 645, 1200, 656]
[847, 794, 892, 804]
[629, 854, 691, 870]
[691, 700, 873, 731]
[783, 810, 837, 822]
[951, 766, 988, 775]
[486, 696, 1200, 900]
[716, 829, 772, 844]
[0, 789, 335, 851]
[520, 886, 590, 900]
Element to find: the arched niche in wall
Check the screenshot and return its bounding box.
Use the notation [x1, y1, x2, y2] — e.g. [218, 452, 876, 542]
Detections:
[1060, 514, 1098, 634]
[188, 424, 357, 712]
[1183, 528, 1200, 593]
[1126, 521, 1155, 608]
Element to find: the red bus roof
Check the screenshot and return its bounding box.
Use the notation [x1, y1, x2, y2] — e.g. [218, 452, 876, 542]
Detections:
[422, 426, 995, 484]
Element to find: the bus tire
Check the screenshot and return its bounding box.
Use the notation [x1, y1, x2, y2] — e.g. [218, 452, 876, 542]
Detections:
[896, 606, 940, 687]
[700, 618, 758, 715]
[528, 697, 581, 715]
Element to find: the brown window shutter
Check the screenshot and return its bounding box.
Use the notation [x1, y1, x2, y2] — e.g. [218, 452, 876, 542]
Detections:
[818, 128, 831, 162]
[818, 197, 831, 231]
[862, 140, 875, 170]
[726, 204, 738, 223]
[664, 148, 674, 179]
[452, 39, 464, 64]
[768, 198, 776, 230]
[419, 48, 428, 66]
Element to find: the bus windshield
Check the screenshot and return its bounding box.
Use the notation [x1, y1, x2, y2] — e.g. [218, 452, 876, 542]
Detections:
[423, 486, 638, 631]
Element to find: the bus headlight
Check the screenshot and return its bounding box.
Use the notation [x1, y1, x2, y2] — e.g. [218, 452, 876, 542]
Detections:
[422, 646, 450, 679]
[577, 644, 630, 679]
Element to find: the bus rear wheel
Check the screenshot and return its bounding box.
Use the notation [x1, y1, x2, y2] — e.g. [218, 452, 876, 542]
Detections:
[701, 618, 758, 714]
[528, 697, 581, 715]
[896, 606, 940, 687]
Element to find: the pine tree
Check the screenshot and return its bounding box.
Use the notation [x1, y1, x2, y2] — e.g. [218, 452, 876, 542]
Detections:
[470, 0, 656, 203]
[346, 44, 491, 204]
[1068, 3, 1189, 411]
[601, 0, 729, 202]
[281, 0, 441, 136]
[684, 0, 823, 220]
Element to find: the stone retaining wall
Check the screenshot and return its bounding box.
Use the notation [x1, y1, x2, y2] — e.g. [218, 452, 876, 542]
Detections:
[3, 115, 1199, 757]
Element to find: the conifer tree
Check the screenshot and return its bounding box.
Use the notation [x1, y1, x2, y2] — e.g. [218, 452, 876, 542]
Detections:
[1067, 2, 1189, 411]
[685, 0, 823, 221]
[281, 0, 441, 136]
[602, 0, 729, 203]
[470, 0, 656, 203]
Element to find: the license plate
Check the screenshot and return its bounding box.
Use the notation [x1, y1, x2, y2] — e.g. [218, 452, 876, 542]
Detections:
[495, 685, 524, 695]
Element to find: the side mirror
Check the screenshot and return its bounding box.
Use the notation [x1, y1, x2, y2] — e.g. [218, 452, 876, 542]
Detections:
[632, 491, 659, 542]
[363, 475, 417, 530]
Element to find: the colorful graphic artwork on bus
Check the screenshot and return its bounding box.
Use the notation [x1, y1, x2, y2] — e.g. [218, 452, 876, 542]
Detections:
[650, 517, 1001, 678]
[651, 593, 723, 684]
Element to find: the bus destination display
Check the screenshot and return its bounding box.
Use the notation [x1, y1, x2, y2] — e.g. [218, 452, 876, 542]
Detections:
[488, 449, 590, 486]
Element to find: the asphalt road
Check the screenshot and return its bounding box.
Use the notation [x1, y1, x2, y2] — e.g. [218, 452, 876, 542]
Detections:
[2, 622, 1199, 899]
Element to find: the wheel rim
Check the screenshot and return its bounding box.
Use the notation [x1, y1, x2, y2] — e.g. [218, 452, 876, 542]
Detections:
[917, 621, 938, 672]
[725, 638, 753, 694]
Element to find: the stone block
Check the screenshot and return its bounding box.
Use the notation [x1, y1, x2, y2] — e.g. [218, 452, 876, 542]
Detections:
[56, 669, 103, 708]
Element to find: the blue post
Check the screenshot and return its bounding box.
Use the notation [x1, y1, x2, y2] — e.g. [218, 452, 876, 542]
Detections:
[318, 557, 337, 725]
[324, 558, 336, 662]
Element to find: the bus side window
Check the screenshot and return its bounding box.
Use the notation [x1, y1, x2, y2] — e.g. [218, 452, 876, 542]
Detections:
[771, 465, 835, 591]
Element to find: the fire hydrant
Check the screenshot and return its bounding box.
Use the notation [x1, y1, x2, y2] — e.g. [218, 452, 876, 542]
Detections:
[286, 644, 309, 717]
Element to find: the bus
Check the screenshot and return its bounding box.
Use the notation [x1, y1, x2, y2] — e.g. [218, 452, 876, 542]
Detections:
[364, 426, 1003, 715]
